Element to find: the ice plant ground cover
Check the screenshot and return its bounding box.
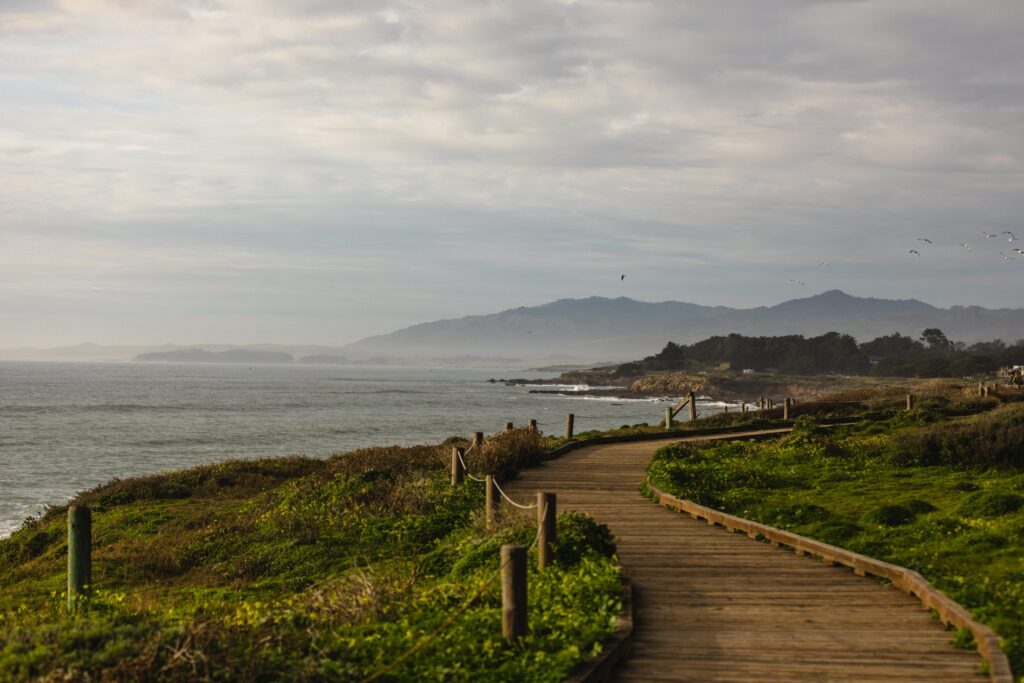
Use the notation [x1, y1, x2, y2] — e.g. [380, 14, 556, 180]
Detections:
[0, 429, 621, 682]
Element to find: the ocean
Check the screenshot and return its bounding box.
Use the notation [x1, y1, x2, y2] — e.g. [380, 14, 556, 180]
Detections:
[0, 361, 728, 538]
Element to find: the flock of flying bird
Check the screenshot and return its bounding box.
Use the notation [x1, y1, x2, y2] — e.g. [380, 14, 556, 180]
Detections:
[908, 230, 1019, 260]
[784, 230, 1021, 287]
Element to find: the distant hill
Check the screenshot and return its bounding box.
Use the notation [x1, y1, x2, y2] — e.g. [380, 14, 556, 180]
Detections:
[134, 348, 293, 364]
[340, 290, 1024, 362]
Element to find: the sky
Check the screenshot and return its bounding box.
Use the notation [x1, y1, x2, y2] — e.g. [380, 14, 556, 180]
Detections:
[2, 0, 1024, 347]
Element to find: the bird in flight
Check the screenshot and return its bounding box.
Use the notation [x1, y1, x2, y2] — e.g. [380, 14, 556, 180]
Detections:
[819, 260, 831, 269]
[982, 231, 998, 239]
[1003, 231, 1017, 241]
[1014, 248, 1024, 255]
[620, 274, 625, 281]
[517, 326, 533, 334]
[1000, 252, 1016, 261]
[960, 243, 974, 251]
[917, 238, 933, 244]
[788, 279, 806, 285]
[909, 249, 920, 256]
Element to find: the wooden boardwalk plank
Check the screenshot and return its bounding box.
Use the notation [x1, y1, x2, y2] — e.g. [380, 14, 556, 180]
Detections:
[503, 437, 984, 681]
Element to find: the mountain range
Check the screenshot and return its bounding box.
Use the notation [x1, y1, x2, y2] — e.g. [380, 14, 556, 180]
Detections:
[339, 290, 1024, 362]
[3, 291, 1023, 364]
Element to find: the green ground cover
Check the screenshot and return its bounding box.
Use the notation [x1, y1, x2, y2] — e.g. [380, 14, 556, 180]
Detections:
[646, 404, 1024, 678]
[0, 430, 622, 682]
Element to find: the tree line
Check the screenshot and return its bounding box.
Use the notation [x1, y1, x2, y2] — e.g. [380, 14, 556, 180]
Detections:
[614, 329, 1024, 378]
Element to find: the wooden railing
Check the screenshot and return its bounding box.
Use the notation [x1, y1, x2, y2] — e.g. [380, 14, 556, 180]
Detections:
[646, 479, 1014, 683]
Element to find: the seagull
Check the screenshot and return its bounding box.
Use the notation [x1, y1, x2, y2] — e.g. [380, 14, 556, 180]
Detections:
[917, 238, 933, 244]
[909, 249, 920, 256]
[1014, 248, 1024, 255]
[960, 243, 974, 251]
[620, 274, 626, 281]
[517, 326, 533, 334]
[1003, 231, 1017, 242]
[982, 231, 998, 239]
[788, 279, 806, 285]
[819, 260, 831, 269]
[1000, 252, 1016, 261]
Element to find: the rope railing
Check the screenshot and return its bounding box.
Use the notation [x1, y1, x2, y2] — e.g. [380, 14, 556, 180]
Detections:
[455, 448, 487, 483]
[493, 479, 538, 509]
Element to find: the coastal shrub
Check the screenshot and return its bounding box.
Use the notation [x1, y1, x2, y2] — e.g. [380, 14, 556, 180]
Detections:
[960, 491, 1023, 518]
[904, 498, 937, 514]
[886, 404, 1024, 468]
[554, 512, 616, 566]
[767, 503, 831, 526]
[77, 456, 323, 507]
[862, 504, 917, 527]
[811, 520, 862, 544]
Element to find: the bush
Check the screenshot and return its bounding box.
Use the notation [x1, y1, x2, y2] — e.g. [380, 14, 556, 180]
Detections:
[862, 504, 917, 526]
[886, 404, 1024, 468]
[960, 491, 1023, 518]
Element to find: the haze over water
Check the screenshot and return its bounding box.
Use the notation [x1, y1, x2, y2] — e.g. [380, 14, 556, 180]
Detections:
[0, 362, 728, 537]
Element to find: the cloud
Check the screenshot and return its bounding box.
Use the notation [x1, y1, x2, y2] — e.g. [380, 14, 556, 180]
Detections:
[2, 1, 1024, 345]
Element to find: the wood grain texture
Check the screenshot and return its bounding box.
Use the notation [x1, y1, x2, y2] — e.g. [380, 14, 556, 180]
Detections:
[503, 434, 991, 682]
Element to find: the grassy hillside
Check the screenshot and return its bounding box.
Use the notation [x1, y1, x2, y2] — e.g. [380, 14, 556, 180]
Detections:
[646, 405, 1024, 677]
[0, 430, 622, 681]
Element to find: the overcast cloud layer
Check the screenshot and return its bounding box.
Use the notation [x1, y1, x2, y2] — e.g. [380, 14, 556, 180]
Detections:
[2, 1, 1024, 346]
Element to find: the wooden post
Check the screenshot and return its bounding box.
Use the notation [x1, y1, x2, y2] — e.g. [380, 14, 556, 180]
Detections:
[473, 431, 484, 449]
[906, 394, 914, 411]
[504, 421, 514, 432]
[664, 407, 672, 430]
[723, 405, 728, 413]
[67, 505, 92, 611]
[537, 492, 557, 570]
[501, 545, 528, 640]
[565, 413, 574, 439]
[758, 396, 765, 410]
[485, 475, 497, 528]
[741, 403, 747, 414]
[528, 418, 537, 433]
[768, 398, 774, 410]
[978, 383, 985, 397]
[783, 398, 790, 420]
[688, 391, 697, 421]
[451, 447, 465, 486]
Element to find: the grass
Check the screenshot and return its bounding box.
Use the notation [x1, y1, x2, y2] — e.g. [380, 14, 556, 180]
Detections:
[646, 405, 1024, 678]
[0, 429, 622, 682]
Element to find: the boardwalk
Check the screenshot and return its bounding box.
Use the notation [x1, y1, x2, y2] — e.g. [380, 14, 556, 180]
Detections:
[503, 434, 984, 682]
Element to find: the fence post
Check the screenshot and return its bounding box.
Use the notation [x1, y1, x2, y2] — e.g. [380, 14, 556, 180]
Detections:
[565, 413, 574, 439]
[723, 405, 728, 413]
[758, 396, 765, 410]
[451, 447, 465, 486]
[768, 398, 774, 410]
[978, 382, 985, 397]
[688, 391, 697, 421]
[528, 418, 537, 433]
[485, 475, 497, 528]
[473, 432, 484, 449]
[501, 545, 528, 641]
[67, 505, 92, 611]
[504, 421, 514, 432]
[906, 394, 914, 411]
[783, 398, 790, 420]
[664, 407, 672, 430]
[741, 403, 747, 414]
[537, 492, 557, 570]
